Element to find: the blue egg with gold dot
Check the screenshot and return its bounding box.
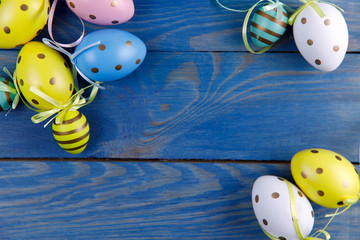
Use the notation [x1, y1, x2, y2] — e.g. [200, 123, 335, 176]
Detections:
[74, 29, 147, 82]
[250, 6, 289, 48]
[0, 77, 16, 111]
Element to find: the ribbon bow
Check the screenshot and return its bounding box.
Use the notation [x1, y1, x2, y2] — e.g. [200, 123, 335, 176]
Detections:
[30, 83, 100, 128]
[42, 38, 104, 90]
[288, 0, 344, 26]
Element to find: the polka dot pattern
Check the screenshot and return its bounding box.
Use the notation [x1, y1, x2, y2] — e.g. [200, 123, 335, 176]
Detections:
[20, 4, 28, 11]
[99, 44, 106, 51]
[111, 1, 118, 7]
[49, 77, 56, 85]
[15, 42, 75, 110]
[271, 192, 280, 199]
[66, 0, 135, 25]
[3, 26, 10, 34]
[252, 176, 315, 239]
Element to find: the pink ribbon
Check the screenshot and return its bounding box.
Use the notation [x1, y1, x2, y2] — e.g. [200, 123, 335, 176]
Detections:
[47, 0, 85, 48]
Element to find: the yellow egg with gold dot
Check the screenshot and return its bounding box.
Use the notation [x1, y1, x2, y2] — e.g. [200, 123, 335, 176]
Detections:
[52, 111, 90, 154]
[0, 0, 50, 48]
[291, 149, 360, 208]
[14, 41, 74, 110]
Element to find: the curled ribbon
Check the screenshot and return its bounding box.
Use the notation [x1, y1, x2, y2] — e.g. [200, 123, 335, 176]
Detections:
[288, 0, 344, 26]
[216, 0, 294, 54]
[47, 0, 85, 48]
[42, 38, 105, 89]
[30, 83, 100, 128]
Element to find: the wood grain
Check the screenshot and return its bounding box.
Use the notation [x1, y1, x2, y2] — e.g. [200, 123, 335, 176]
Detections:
[1, 51, 359, 160]
[0, 161, 357, 239]
[43, 0, 360, 52]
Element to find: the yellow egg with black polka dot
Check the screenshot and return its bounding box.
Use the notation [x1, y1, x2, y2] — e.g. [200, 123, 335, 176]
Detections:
[14, 41, 74, 110]
[291, 149, 360, 208]
[0, 0, 50, 49]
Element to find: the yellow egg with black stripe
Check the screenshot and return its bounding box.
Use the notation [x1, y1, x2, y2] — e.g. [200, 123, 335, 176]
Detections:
[52, 110, 90, 154]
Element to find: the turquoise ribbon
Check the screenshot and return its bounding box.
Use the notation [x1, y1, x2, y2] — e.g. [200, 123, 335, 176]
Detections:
[2, 68, 20, 110]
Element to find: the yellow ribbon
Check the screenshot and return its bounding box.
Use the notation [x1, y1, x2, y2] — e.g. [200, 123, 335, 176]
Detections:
[259, 179, 331, 240]
[288, 0, 344, 26]
[30, 83, 100, 128]
[0, 80, 17, 95]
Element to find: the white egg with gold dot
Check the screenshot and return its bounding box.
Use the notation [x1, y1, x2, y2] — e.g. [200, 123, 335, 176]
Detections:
[252, 175, 314, 240]
[293, 2, 348, 72]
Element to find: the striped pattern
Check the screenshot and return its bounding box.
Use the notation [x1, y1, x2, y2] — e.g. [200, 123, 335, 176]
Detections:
[52, 111, 90, 154]
[250, 6, 288, 48]
[0, 78, 15, 111]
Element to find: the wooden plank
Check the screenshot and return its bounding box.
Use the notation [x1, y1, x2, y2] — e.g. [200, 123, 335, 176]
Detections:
[1, 51, 359, 160]
[44, 0, 360, 52]
[0, 161, 358, 239]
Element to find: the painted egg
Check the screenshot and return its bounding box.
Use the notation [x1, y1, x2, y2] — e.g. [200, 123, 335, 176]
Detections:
[0, 0, 50, 49]
[74, 29, 147, 82]
[52, 111, 90, 154]
[291, 149, 360, 208]
[0, 77, 16, 111]
[250, 6, 288, 48]
[14, 41, 74, 110]
[293, 2, 348, 72]
[252, 175, 314, 239]
[66, 0, 134, 25]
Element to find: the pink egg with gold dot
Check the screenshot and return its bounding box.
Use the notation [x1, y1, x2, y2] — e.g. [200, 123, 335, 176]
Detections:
[66, 0, 134, 25]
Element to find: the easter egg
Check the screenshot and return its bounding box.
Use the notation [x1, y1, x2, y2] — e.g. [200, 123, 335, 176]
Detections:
[14, 41, 74, 110]
[0, 0, 50, 49]
[291, 149, 360, 208]
[66, 0, 134, 25]
[293, 2, 348, 72]
[52, 111, 90, 154]
[0, 77, 16, 111]
[252, 175, 314, 239]
[250, 6, 288, 48]
[74, 29, 147, 82]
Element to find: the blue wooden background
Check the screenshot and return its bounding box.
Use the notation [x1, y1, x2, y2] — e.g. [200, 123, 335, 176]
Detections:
[0, 0, 359, 239]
